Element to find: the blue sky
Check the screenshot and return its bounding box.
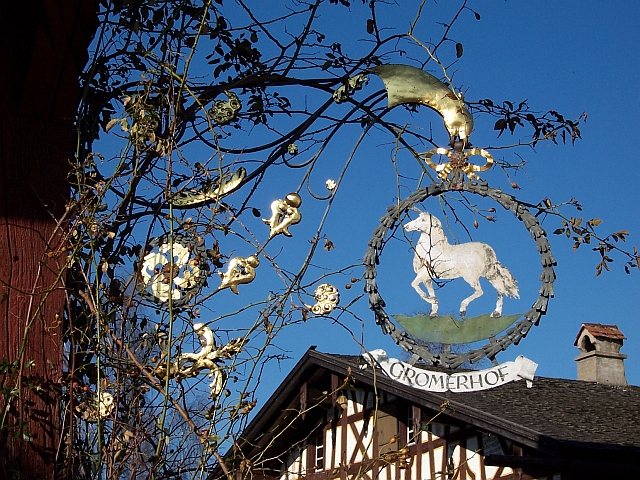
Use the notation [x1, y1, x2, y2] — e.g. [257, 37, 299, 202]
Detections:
[97, 0, 640, 411]
[235, 0, 640, 392]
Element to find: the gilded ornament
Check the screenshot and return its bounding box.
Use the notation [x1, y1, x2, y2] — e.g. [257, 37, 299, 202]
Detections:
[218, 254, 260, 293]
[333, 73, 369, 103]
[423, 145, 493, 181]
[325, 179, 337, 191]
[306, 283, 340, 315]
[138, 234, 209, 307]
[155, 323, 245, 398]
[368, 64, 473, 143]
[170, 167, 246, 208]
[77, 391, 114, 423]
[209, 91, 242, 125]
[263, 193, 302, 238]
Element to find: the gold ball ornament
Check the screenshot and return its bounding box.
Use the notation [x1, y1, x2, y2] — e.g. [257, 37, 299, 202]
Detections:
[245, 255, 260, 268]
[285, 193, 302, 208]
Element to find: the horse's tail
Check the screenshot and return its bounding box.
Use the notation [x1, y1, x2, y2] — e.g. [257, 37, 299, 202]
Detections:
[488, 262, 519, 299]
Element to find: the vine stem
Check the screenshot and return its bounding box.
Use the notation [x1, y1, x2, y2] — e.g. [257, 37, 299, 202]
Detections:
[75, 285, 234, 474]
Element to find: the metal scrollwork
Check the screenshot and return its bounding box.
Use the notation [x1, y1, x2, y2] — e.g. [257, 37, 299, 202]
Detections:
[423, 145, 494, 181]
[263, 193, 302, 238]
[138, 233, 209, 307]
[209, 91, 242, 125]
[218, 254, 260, 294]
[306, 283, 340, 315]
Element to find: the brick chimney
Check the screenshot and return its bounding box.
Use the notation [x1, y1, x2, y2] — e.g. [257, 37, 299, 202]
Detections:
[574, 323, 627, 386]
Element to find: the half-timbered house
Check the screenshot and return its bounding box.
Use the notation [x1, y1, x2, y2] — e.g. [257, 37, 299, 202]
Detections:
[213, 324, 640, 479]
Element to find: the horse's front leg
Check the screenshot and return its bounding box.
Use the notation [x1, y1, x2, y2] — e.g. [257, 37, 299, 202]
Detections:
[460, 278, 483, 317]
[411, 272, 438, 317]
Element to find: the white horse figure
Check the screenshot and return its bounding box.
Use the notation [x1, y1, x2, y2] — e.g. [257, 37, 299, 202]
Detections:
[404, 210, 519, 318]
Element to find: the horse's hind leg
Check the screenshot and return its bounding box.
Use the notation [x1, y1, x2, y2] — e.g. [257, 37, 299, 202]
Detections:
[460, 278, 483, 317]
[411, 272, 439, 317]
[486, 275, 509, 317]
[491, 292, 504, 318]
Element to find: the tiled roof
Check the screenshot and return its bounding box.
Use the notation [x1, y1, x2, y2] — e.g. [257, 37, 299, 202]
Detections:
[446, 375, 640, 448]
[226, 349, 640, 478]
[575, 323, 626, 344]
[310, 351, 640, 452]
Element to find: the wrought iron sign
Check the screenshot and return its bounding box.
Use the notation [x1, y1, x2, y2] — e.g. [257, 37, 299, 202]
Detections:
[131, 64, 556, 390]
[359, 64, 556, 371]
[365, 181, 555, 369]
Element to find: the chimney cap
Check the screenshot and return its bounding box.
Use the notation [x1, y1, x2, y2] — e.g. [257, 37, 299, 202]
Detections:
[574, 323, 626, 346]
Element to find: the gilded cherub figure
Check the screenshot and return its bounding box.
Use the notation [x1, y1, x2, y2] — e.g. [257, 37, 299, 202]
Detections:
[263, 193, 302, 238]
[218, 254, 260, 294]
